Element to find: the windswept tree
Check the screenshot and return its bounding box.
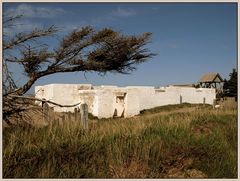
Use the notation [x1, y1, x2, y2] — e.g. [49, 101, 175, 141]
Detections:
[3, 15, 155, 121]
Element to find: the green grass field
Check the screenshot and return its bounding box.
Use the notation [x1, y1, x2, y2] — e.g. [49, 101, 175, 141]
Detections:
[3, 103, 237, 178]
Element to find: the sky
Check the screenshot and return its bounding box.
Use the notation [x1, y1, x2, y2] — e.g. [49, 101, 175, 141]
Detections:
[3, 3, 237, 93]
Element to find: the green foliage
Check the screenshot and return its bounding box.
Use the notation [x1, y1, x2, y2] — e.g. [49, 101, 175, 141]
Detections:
[3, 104, 237, 178]
[223, 69, 237, 100]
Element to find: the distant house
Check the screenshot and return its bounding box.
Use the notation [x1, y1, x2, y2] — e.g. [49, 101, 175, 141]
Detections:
[198, 73, 224, 92]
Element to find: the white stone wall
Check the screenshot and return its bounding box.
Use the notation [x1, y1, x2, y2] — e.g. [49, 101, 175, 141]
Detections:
[78, 90, 97, 113]
[35, 84, 216, 118]
[94, 89, 115, 118]
[35, 84, 54, 106]
[124, 88, 140, 117]
[35, 84, 81, 112]
[52, 84, 80, 112]
[123, 86, 215, 112]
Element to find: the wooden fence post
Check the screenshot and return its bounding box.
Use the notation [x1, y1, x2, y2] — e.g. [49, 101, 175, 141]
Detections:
[74, 107, 81, 123]
[74, 108, 78, 122]
[203, 97, 206, 106]
[48, 107, 54, 127]
[54, 118, 59, 126]
[62, 114, 65, 123]
[42, 102, 49, 123]
[80, 103, 88, 130]
[180, 95, 182, 104]
[67, 111, 71, 122]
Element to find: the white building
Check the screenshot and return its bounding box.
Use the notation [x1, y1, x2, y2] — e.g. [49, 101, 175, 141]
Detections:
[35, 84, 216, 118]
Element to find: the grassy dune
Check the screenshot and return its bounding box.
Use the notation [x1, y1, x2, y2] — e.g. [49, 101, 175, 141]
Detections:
[3, 103, 237, 178]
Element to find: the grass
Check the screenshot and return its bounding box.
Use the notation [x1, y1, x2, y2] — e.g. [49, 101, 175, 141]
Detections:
[3, 103, 237, 178]
[139, 103, 211, 114]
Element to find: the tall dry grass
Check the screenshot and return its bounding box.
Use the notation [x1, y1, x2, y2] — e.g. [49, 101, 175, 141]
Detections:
[3, 103, 237, 178]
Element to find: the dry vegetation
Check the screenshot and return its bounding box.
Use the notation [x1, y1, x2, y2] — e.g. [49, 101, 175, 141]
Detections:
[3, 102, 237, 178]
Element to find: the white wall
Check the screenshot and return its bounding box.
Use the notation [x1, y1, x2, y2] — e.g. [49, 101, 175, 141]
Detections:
[35, 84, 54, 106]
[35, 84, 216, 118]
[124, 88, 140, 117]
[132, 86, 216, 112]
[52, 84, 81, 112]
[78, 90, 97, 113]
[95, 89, 115, 118]
[35, 84, 81, 112]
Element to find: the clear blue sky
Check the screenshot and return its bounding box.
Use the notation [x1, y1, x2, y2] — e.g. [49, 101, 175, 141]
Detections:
[4, 3, 237, 93]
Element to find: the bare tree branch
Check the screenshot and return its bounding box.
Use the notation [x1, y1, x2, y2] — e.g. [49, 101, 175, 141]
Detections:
[3, 26, 58, 50]
[3, 14, 23, 25]
[7, 95, 81, 107]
